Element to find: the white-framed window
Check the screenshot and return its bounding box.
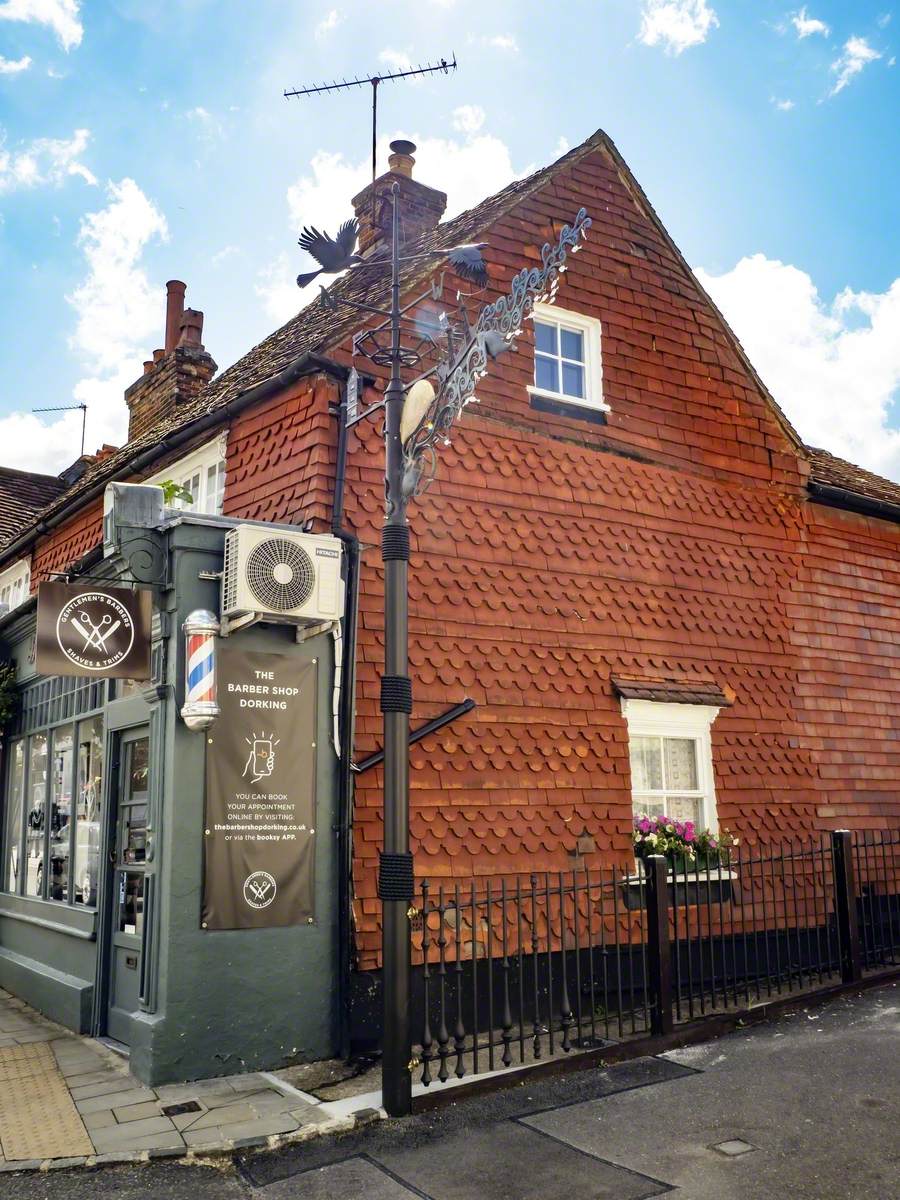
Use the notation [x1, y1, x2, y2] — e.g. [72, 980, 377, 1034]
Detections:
[621, 699, 720, 832]
[146, 433, 227, 516]
[0, 559, 31, 614]
[527, 302, 607, 412]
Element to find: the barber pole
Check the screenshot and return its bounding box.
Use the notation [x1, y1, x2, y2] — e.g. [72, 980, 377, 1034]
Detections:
[181, 609, 220, 730]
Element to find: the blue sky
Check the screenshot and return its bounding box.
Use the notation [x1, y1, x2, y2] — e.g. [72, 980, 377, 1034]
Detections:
[0, 0, 898, 478]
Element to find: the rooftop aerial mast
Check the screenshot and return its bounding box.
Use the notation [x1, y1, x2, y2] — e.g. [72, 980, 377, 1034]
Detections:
[284, 54, 457, 183]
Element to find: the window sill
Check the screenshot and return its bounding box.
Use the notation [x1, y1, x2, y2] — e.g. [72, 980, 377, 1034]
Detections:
[527, 387, 609, 425]
[0, 892, 98, 939]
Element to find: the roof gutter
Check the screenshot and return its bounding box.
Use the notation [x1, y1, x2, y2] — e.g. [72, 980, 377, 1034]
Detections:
[0, 352, 350, 568]
[807, 481, 900, 526]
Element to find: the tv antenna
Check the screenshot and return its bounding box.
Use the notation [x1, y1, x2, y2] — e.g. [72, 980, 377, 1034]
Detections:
[32, 403, 87, 457]
[284, 55, 457, 184]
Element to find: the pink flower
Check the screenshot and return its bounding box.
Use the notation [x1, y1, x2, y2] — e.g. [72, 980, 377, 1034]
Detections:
[637, 817, 652, 834]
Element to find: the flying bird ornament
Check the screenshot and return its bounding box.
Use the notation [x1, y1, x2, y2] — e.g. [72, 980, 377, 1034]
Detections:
[296, 218, 363, 289]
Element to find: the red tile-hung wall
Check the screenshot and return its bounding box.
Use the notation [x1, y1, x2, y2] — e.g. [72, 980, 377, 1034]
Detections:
[31, 498, 104, 587]
[215, 144, 899, 968]
[790, 504, 900, 832]
[224, 373, 337, 528]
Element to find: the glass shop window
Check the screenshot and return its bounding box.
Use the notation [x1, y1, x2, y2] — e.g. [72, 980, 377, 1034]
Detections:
[3, 711, 104, 907]
[74, 717, 103, 907]
[25, 733, 48, 898]
[3, 742, 25, 892]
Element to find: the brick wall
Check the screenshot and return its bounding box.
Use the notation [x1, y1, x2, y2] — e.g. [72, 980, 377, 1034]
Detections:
[125, 346, 216, 442]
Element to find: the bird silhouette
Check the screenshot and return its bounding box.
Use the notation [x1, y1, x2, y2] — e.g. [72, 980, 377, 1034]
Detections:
[296, 218, 363, 289]
[444, 243, 488, 288]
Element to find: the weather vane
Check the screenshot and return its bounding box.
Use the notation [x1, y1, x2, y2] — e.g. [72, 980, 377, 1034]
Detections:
[284, 54, 457, 184]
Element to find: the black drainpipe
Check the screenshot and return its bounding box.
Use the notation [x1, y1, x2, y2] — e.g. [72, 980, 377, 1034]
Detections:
[331, 372, 362, 1059]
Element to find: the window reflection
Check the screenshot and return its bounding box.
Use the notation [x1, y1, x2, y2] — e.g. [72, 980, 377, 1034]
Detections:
[25, 734, 47, 897]
[119, 872, 144, 936]
[74, 717, 103, 906]
[48, 725, 74, 901]
[4, 742, 24, 892]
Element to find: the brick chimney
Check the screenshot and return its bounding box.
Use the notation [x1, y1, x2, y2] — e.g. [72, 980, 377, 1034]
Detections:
[124, 280, 217, 442]
[351, 140, 447, 256]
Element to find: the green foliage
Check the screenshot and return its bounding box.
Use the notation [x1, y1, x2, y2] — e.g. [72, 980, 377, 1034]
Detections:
[0, 661, 18, 728]
[159, 479, 194, 506]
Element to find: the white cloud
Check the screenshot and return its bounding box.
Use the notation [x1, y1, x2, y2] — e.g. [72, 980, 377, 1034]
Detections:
[255, 251, 301, 325]
[829, 36, 882, 96]
[0, 53, 30, 72]
[211, 243, 240, 266]
[0, 0, 82, 51]
[484, 34, 518, 52]
[771, 96, 795, 110]
[0, 179, 168, 473]
[790, 7, 829, 38]
[638, 0, 718, 55]
[451, 104, 485, 134]
[0, 127, 96, 193]
[695, 254, 900, 481]
[257, 127, 523, 322]
[379, 47, 414, 74]
[185, 105, 224, 144]
[315, 8, 341, 38]
[877, 12, 891, 28]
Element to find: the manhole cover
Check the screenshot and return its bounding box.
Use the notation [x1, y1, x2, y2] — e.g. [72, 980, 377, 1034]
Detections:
[711, 1139, 755, 1157]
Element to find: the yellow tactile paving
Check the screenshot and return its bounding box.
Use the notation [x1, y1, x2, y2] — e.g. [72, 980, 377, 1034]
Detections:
[0, 1043, 93, 1161]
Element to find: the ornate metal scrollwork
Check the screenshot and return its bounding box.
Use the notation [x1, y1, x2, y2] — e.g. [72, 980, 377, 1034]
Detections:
[119, 530, 169, 587]
[400, 207, 592, 498]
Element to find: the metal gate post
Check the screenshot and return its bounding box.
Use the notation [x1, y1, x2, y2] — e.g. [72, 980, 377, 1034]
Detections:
[645, 855, 674, 1036]
[832, 830, 862, 983]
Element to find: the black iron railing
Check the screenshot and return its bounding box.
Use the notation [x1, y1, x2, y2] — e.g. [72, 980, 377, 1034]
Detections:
[410, 828, 899, 1091]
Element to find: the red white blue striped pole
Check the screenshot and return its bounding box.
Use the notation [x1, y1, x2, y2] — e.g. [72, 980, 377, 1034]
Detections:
[181, 609, 220, 731]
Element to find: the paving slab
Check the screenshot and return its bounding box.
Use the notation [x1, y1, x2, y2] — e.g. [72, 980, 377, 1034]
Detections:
[371, 1120, 667, 1200]
[257, 1156, 421, 1200]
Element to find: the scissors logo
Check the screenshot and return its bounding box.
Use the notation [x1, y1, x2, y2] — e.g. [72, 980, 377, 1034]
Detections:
[242, 871, 277, 909]
[55, 591, 135, 672]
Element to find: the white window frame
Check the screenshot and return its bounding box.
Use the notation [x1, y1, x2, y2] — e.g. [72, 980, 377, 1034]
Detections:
[621, 699, 720, 833]
[0, 558, 31, 614]
[146, 432, 227, 516]
[527, 302, 608, 413]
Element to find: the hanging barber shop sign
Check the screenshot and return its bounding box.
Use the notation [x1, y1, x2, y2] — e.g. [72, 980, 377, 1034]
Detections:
[36, 582, 152, 679]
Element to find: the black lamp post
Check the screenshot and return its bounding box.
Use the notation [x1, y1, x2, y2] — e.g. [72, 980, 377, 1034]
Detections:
[301, 184, 591, 1116]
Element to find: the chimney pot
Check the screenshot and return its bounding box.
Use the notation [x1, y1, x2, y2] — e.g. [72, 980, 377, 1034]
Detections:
[388, 139, 417, 178]
[179, 308, 204, 349]
[143, 360, 154, 375]
[165, 280, 187, 354]
[153, 348, 165, 363]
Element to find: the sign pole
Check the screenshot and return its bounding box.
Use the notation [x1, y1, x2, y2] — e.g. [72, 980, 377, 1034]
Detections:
[379, 182, 413, 1118]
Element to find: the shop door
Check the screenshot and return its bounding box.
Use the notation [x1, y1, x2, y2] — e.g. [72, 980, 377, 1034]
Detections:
[106, 730, 150, 1044]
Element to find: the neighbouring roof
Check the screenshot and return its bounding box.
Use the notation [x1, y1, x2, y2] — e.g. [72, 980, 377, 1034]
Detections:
[0, 467, 67, 549]
[805, 447, 900, 512]
[2, 129, 900, 560]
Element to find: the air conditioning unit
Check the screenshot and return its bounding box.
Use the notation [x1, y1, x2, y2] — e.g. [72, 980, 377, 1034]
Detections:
[221, 525, 344, 630]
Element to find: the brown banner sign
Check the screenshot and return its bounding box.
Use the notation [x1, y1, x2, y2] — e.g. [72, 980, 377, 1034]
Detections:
[36, 582, 152, 679]
[202, 646, 317, 930]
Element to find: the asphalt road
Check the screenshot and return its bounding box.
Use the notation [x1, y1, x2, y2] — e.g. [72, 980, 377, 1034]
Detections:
[3, 983, 897, 1200]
